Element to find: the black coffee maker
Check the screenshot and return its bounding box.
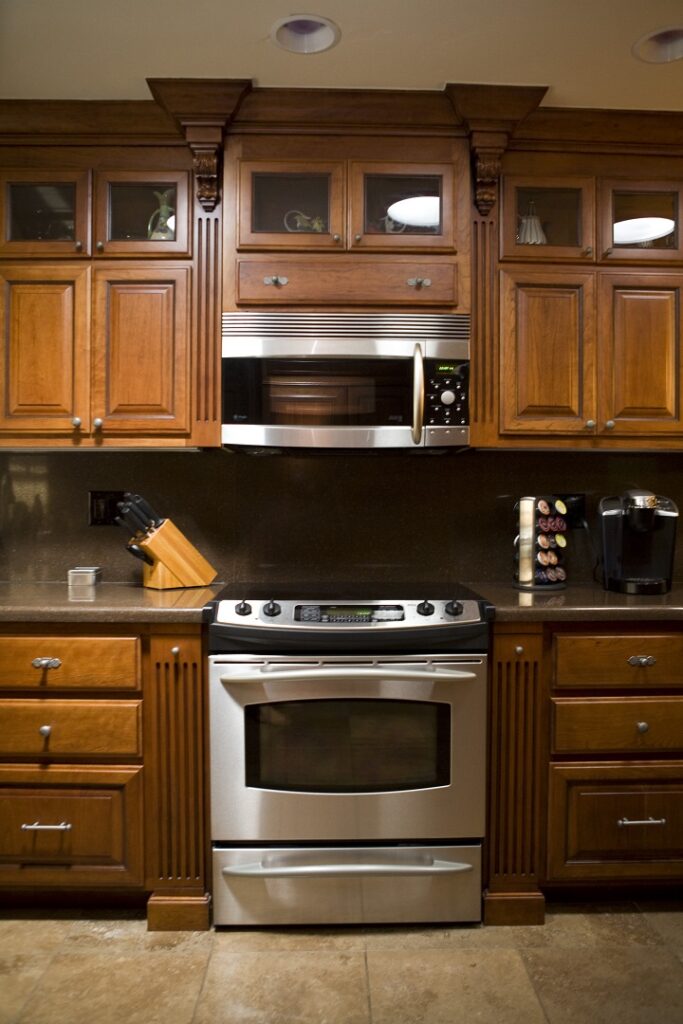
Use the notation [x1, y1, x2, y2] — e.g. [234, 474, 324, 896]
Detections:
[599, 489, 678, 594]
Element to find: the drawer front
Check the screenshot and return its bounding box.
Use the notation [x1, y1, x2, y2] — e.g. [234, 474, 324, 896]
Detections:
[0, 700, 142, 757]
[0, 636, 141, 690]
[0, 765, 143, 887]
[554, 634, 683, 689]
[552, 697, 683, 754]
[547, 762, 683, 881]
[236, 259, 457, 305]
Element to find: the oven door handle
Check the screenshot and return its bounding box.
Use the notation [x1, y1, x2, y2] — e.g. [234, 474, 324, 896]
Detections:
[221, 858, 473, 878]
[220, 667, 477, 685]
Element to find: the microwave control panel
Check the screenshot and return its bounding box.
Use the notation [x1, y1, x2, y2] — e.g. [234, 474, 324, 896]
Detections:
[425, 360, 469, 427]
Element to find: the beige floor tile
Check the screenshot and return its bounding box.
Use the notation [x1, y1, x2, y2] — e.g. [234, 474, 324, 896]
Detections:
[367, 948, 547, 1024]
[62, 912, 214, 955]
[193, 950, 370, 1024]
[635, 899, 683, 957]
[0, 914, 78, 956]
[362, 922, 519, 951]
[14, 949, 210, 1024]
[521, 944, 683, 1024]
[512, 901, 666, 949]
[0, 954, 51, 1024]
[213, 925, 366, 952]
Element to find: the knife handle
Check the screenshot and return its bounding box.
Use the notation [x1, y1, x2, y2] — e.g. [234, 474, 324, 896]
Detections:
[127, 543, 154, 566]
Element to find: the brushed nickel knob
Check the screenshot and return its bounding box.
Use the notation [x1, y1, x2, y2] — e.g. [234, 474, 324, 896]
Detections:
[332, 234, 341, 243]
[603, 248, 612, 258]
[171, 646, 180, 657]
[93, 417, 104, 429]
[74, 240, 83, 252]
[636, 721, 649, 734]
[38, 724, 52, 738]
[96, 241, 104, 253]
[514, 645, 524, 655]
[585, 419, 596, 429]
[32, 657, 61, 670]
[71, 417, 81, 428]
[605, 419, 616, 430]
[354, 233, 362, 243]
[582, 246, 593, 256]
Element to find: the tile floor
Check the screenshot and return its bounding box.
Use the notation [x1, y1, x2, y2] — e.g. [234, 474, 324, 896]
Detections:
[1, 899, 682, 1024]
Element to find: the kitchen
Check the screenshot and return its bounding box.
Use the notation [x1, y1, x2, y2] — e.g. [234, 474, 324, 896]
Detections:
[1, 2, 683, 1022]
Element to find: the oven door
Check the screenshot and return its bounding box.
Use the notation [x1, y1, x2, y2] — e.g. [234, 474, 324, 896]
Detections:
[209, 654, 486, 842]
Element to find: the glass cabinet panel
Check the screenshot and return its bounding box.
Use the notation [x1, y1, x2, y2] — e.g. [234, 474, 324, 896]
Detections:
[108, 183, 177, 242]
[600, 180, 683, 262]
[501, 176, 595, 261]
[0, 169, 90, 256]
[238, 161, 345, 249]
[350, 162, 454, 251]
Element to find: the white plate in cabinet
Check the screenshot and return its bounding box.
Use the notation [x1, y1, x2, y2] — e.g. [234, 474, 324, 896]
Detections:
[552, 697, 683, 754]
[236, 259, 457, 306]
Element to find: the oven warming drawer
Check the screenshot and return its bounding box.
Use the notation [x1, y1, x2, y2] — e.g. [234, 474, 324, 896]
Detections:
[212, 844, 482, 925]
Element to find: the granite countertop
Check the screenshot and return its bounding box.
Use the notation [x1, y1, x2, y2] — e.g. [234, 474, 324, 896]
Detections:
[0, 580, 683, 623]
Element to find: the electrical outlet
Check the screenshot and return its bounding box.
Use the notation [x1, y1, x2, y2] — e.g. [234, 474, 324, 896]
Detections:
[88, 490, 126, 526]
[556, 493, 587, 528]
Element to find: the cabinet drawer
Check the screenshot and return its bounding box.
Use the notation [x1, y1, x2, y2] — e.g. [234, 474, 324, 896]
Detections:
[236, 259, 457, 305]
[554, 634, 683, 689]
[0, 636, 140, 690]
[0, 700, 142, 757]
[0, 764, 143, 887]
[552, 697, 683, 754]
[547, 762, 683, 881]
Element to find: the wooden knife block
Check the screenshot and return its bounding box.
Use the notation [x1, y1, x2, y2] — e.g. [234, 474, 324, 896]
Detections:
[138, 519, 217, 590]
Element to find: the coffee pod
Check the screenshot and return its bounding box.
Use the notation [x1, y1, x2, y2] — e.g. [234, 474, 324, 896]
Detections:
[537, 534, 550, 550]
[555, 533, 567, 548]
[555, 499, 567, 515]
[537, 499, 550, 515]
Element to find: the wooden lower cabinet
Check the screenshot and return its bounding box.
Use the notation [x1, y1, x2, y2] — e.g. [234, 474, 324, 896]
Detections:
[0, 624, 209, 930]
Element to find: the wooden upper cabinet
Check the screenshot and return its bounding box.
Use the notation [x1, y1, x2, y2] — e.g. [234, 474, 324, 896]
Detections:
[599, 180, 683, 263]
[499, 267, 596, 434]
[92, 264, 191, 436]
[597, 271, 683, 436]
[501, 176, 595, 262]
[237, 159, 455, 253]
[0, 263, 90, 435]
[0, 168, 190, 259]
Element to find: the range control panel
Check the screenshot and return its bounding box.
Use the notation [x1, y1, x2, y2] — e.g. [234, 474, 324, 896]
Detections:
[214, 599, 484, 629]
[425, 360, 469, 428]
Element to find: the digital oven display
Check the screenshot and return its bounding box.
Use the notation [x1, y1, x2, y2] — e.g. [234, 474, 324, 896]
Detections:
[295, 605, 405, 624]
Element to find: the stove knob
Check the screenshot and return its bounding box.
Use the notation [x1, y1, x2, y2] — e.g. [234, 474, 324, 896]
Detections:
[235, 601, 252, 616]
[417, 600, 435, 616]
[263, 600, 282, 618]
[445, 600, 464, 617]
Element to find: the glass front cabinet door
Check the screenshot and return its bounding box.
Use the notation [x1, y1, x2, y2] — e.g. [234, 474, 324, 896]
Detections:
[238, 161, 346, 249]
[349, 162, 454, 251]
[599, 180, 683, 262]
[501, 176, 595, 261]
[0, 169, 190, 257]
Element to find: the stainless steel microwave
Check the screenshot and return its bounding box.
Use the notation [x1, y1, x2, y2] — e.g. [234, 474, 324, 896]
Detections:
[221, 312, 471, 449]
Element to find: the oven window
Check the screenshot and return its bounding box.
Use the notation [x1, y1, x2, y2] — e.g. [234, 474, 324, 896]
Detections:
[244, 699, 450, 793]
[223, 358, 413, 426]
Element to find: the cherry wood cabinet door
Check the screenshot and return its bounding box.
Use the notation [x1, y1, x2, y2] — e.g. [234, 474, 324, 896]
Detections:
[93, 170, 191, 258]
[500, 175, 595, 262]
[348, 162, 455, 252]
[238, 161, 346, 250]
[92, 264, 190, 436]
[0, 169, 91, 258]
[597, 272, 683, 437]
[499, 267, 596, 434]
[0, 263, 90, 436]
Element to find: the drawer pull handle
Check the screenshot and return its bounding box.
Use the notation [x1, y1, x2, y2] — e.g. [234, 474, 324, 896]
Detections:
[263, 275, 289, 287]
[617, 817, 667, 828]
[627, 655, 656, 667]
[21, 821, 72, 832]
[38, 724, 52, 738]
[32, 657, 61, 670]
[407, 277, 432, 289]
[636, 721, 650, 734]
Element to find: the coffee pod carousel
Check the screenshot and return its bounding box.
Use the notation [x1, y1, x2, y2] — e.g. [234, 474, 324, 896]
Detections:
[514, 495, 569, 590]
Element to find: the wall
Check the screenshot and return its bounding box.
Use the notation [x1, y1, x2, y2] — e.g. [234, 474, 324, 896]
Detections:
[2, 448, 683, 589]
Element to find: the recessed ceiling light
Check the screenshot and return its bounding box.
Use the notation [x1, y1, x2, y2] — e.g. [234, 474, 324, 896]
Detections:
[632, 25, 683, 63]
[270, 14, 341, 54]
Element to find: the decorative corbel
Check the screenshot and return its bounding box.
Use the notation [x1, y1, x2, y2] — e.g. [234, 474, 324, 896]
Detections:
[444, 84, 548, 216]
[146, 79, 252, 210]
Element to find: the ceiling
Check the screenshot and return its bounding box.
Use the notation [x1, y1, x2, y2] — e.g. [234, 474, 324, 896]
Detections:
[1, 0, 683, 112]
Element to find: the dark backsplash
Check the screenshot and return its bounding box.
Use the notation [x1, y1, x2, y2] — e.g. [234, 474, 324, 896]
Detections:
[2, 447, 683, 587]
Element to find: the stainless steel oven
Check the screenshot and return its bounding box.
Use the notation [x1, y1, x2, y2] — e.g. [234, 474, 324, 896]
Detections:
[221, 312, 470, 449]
[208, 592, 491, 925]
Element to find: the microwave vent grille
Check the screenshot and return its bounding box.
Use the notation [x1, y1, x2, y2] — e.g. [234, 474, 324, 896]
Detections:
[222, 312, 470, 342]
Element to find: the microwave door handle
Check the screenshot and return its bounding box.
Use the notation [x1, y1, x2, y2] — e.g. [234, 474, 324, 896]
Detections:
[222, 858, 474, 878]
[412, 343, 425, 445]
[220, 667, 477, 685]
